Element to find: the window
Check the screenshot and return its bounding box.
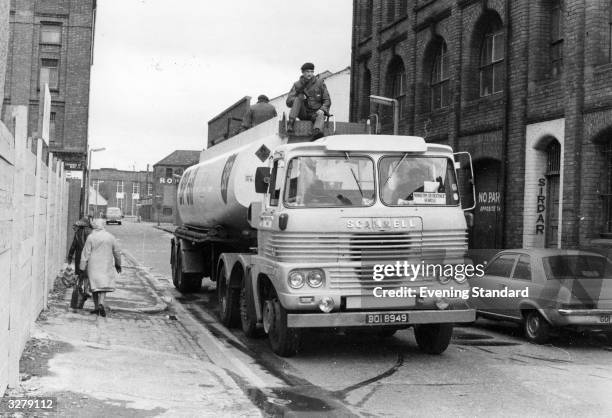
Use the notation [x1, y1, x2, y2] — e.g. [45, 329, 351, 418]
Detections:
[602, 142, 612, 234]
[550, 0, 564, 77]
[116, 181, 124, 194]
[431, 41, 450, 110]
[163, 207, 173, 216]
[165, 167, 173, 178]
[609, 2, 612, 62]
[512, 255, 532, 281]
[132, 182, 140, 194]
[386, 57, 406, 116]
[49, 112, 56, 143]
[386, 1, 396, 24]
[269, 161, 284, 206]
[39, 58, 59, 90]
[147, 183, 153, 197]
[486, 254, 516, 278]
[40, 24, 61, 44]
[480, 30, 504, 96]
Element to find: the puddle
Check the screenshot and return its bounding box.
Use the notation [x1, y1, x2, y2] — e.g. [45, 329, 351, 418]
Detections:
[247, 387, 335, 415]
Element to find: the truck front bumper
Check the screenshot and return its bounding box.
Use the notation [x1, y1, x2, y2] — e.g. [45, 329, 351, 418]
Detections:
[287, 308, 475, 328]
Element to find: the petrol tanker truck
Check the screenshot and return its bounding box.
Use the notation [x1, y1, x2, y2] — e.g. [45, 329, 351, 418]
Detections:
[172, 118, 476, 356]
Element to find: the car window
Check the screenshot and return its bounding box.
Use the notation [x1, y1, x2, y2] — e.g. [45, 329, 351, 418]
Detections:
[486, 254, 516, 278]
[512, 255, 531, 281]
[543, 255, 612, 279]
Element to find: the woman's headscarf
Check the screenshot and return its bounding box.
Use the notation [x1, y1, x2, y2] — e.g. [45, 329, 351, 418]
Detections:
[74, 216, 91, 228]
[91, 218, 105, 230]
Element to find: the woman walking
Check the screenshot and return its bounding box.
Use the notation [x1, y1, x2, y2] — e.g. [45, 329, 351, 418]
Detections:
[80, 219, 122, 317]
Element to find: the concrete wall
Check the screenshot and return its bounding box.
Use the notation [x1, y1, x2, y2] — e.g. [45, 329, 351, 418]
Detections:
[0, 0, 9, 103]
[0, 106, 69, 394]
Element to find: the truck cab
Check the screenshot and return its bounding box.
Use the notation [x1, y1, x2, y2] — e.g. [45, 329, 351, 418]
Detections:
[217, 134, 475, 356]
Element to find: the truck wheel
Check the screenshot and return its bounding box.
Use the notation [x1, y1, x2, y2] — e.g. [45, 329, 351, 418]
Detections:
[414, 323, 453, 354]
[523, 310, 551, 344]
[174, 250, 201, 293]
[240, 286, 259, 337]
[262, 295, 300, 357]
[217, 265, 240, 328]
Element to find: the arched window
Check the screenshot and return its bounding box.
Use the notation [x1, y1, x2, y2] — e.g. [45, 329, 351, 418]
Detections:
[479, 21, 504, 97]
[386, 56, 406, 115]
[550, 0, 564, 77]
[431, 40, 450, 109]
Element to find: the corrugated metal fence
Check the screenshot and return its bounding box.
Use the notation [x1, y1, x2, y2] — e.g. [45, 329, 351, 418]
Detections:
[0, 106, 69, 393]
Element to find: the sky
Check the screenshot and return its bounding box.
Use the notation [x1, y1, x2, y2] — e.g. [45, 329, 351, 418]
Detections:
[88, 0, 353, 170]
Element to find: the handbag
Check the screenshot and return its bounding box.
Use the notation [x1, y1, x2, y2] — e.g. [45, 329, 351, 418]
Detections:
[70, 274, 90, 309]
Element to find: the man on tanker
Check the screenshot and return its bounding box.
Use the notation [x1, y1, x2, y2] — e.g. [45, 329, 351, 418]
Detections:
[241, 94, 277, 131]
[286, 62, 331, 140]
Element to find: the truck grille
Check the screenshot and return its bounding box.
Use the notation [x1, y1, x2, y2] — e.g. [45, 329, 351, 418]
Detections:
[263, 231, 466, 264]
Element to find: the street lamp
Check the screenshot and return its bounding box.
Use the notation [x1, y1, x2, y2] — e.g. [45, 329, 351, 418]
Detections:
[369, 95, 398, 136]
[85, 147, 106, 216]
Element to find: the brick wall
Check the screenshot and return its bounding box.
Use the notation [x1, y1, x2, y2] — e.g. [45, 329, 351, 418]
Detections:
[351, 0, 612, 249]
[4, 0, 95, 166]
[89, 168, 153, 217]
[207, 97, 251, 148]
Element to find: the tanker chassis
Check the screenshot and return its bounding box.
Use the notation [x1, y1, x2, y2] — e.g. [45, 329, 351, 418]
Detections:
[172, 121, 476, 357]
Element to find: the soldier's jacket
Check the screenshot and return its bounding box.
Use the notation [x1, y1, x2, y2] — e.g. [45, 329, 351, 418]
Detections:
[286, 75, 331, 114]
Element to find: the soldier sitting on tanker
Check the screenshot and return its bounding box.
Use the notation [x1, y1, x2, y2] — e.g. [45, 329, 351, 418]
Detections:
[286, 62, 331, 140]
[240, 94, 277, 131]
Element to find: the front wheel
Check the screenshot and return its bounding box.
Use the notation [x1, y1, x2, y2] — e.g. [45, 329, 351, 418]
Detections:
[262, 296, 300, 357]
[523, 310, 551, 344]
[217, 265, 240, 328]
[240, 286, 259, 337]
[414, 323, 453, 354]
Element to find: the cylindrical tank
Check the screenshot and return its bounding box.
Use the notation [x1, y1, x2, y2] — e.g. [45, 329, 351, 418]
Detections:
[177, 131, 282, 231]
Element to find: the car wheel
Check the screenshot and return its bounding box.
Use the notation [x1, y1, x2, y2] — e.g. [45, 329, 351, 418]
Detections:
[523, 310, 551, 344]
[414, 323, 453, 354]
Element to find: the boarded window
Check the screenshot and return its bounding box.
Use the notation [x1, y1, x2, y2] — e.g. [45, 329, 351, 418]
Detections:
[40, 25, 61, 44]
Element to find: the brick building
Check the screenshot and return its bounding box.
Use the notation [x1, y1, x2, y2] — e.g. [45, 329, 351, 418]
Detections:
[153, 150, 200, 224]
[89, 168, 154, 220]
[351, 0, 612, 250]
[2, 0, 96, 170]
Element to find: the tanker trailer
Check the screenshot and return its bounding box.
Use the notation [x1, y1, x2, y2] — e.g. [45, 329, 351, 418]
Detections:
[172, 120, 476, 357]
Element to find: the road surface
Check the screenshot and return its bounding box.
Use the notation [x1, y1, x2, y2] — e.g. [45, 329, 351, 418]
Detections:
[109, 221, 612, 416]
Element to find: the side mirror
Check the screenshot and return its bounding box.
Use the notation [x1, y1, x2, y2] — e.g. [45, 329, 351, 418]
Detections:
[255, 167, 270, 194]
[464, 212, 474, 228]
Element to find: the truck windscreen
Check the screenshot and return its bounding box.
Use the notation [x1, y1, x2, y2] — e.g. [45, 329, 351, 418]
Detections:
[379, 156, 459, 206]
[284, 156, 375, 207]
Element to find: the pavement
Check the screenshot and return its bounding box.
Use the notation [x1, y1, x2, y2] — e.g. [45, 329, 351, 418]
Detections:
[2, 246, 262, 417]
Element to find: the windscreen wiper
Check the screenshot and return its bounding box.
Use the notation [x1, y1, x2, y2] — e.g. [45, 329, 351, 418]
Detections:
[344, 152, 364, 199]
[384, 153, 408, 186]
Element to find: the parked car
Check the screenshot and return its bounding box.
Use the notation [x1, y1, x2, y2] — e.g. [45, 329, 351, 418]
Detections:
[469, 249, 612, 343]
[105, 207, 123, 225]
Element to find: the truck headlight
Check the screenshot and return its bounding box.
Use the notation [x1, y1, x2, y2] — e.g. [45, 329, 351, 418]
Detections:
[307, 270, 324, 288]
[288, 271, 305, 289]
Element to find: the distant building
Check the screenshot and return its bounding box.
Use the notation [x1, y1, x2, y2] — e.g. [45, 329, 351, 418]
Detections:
[153, 150, 201, 224]
[89, 168, 153, 220]
[2, 0, 96, 171]
[207, 67, 351, 149]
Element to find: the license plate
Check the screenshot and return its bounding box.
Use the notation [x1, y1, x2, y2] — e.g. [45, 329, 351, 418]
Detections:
[365, 313, 409, 324]
[600, 314, 611, 323]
